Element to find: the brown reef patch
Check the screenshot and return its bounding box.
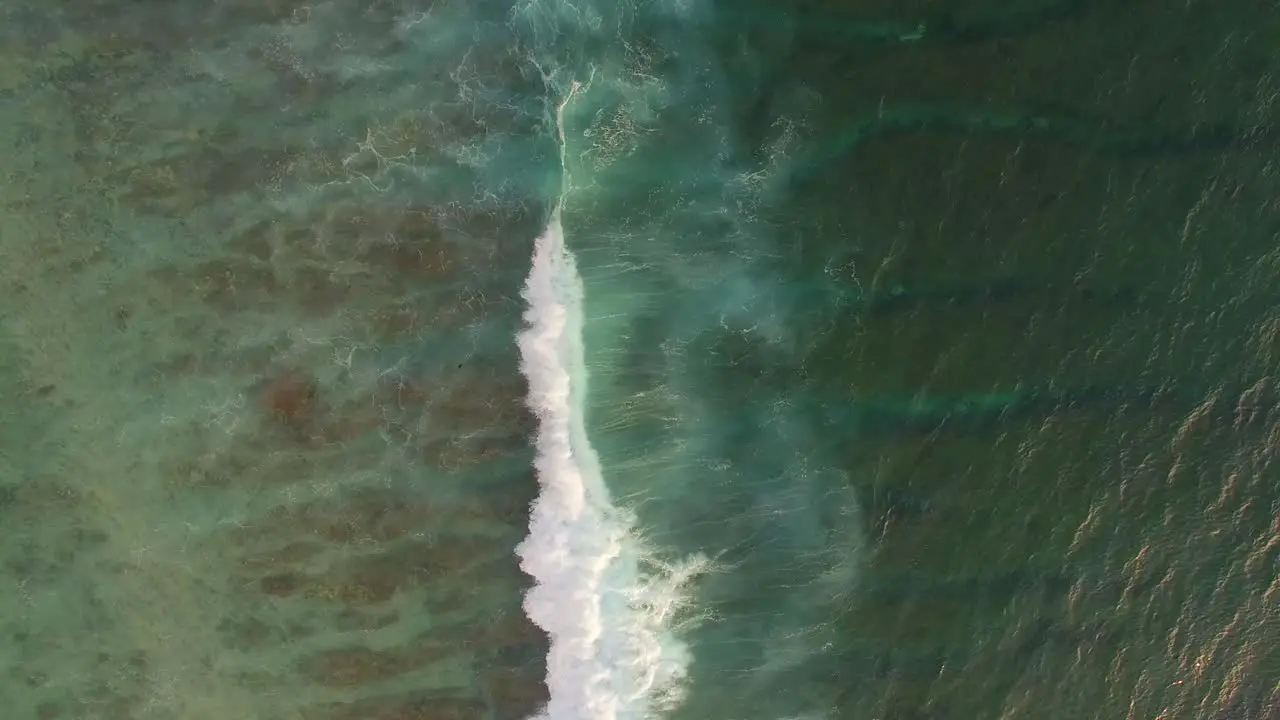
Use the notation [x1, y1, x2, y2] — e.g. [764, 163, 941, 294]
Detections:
[484, 667, 549, 720]
[299, 692, 486, 720]
[297, 634, 461, 688]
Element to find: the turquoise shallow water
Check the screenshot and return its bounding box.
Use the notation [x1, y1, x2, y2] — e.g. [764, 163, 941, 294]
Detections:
[1, 0, 1278, 718]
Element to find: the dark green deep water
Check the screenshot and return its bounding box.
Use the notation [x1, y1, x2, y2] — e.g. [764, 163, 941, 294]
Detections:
[0, 0, 1277, 718]
[757, 2, 1280, 716]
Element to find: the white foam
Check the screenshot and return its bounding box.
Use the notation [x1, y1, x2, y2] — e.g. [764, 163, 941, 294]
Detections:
[516, 83, 697, 720]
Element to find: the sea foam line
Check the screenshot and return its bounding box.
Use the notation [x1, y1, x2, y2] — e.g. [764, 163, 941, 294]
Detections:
[515, 82, 693, 720]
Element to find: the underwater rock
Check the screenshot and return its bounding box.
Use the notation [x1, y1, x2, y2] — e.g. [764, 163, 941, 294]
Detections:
[259, 370, 319, 434]
[298, 692, 487, 720]
[483, 666, 550, 720]
[296, 639, 458, 688]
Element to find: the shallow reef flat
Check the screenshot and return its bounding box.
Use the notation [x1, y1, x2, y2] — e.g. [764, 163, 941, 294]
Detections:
[0, 1, 554, 718]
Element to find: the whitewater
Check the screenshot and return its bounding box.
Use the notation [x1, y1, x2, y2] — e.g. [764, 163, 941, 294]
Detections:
[515, 81, 703, 720]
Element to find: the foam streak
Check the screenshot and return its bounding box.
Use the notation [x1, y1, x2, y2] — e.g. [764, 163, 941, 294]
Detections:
[516, 82, 689, 720]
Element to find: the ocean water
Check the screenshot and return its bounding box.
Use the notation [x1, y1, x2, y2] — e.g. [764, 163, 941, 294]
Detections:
[1, 0, 1278, 719]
